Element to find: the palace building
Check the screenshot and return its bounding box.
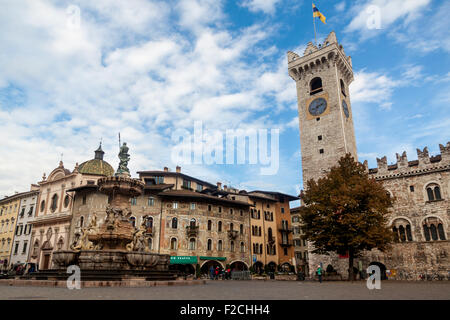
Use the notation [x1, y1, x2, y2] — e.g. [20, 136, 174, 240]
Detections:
[65, 164, 298, 275]
[288, 31, 449, 279]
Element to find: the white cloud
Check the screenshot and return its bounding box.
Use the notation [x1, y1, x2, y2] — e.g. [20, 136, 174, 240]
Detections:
[350, 70, 398, 106]
[241, 0, 281, 14]
[345, 0, 430, 38]
[335, 1, 346, 12]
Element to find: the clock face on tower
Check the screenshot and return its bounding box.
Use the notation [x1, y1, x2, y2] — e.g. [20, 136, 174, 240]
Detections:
[308, 98, 327, 116]
[342, 100, 349, 118]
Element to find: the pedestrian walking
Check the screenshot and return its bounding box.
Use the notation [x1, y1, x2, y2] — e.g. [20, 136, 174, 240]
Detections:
[317, 264, 323, 283]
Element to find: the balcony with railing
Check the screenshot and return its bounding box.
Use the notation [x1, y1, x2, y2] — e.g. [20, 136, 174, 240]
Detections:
[228, 230, 239, 240]
[278, 226, 293, 233]
[186, 225, 199, 237]
[280, 240, 293, 247]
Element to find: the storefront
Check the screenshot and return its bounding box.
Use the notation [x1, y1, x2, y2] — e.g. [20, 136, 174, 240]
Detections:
[169, 256, 197, 274]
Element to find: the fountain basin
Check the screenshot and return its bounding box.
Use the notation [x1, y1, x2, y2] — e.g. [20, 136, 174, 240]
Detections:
[52, 250, 80, 268]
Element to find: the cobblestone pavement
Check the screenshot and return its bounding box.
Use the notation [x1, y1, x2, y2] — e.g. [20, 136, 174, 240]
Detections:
[0, 280, 449, 300]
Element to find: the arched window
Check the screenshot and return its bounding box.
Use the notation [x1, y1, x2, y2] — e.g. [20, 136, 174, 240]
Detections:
[258, 227, 261, 236]
[423, 217, 446, 241]
[406, 224, 412, 241]
[240, 242, 245, 253]
[64, 195, 70, 208]
[340, 79, 346, 97]
[310, 77, 323, 95]
[79, 216, 84, 228]
[207, 220, 212, 231]
[399, 225, 406, 242]
[170, 238, 177, 250]
[50, 194, 58, 212]
[426, 184, 442, 201]
[172, 217, 178, 229]
[190, 218, 196, 227]
[230, 241, 234, 252]
[230, 223, 234, 231]
[207, 239, 212, 251]
[40, 200, 45, 212]
[392, 218, 413, 242]
[423, 224, 431, 241]
[129, 216, 136, 228]
[189, 238, 196, 250]
[430, 224, 438, 241]
[438, 224, 446, 240]
[268, 227, 273, 240]
[259, 244, 263, 254]
[218, 221, 222, 232]
[218, 240, 223, 251]
[240, 224, 243, 234]
[146, 217, 153, 229]
[427, 187, 434, 201]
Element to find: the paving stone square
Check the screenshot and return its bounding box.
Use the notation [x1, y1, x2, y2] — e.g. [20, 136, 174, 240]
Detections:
[0, 280, 449, 300]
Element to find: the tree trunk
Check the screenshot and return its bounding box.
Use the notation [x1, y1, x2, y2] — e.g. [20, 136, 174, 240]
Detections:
[348, 248, 354, 282]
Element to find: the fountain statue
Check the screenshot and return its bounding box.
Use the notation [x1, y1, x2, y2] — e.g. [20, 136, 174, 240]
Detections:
[48, 142, 173, 280]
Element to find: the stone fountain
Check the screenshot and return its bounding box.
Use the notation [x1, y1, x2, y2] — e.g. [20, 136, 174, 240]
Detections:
[41, 143, 175, 281]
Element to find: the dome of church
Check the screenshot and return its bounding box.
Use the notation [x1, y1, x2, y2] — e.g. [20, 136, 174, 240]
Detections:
[78, 144, 115, 177]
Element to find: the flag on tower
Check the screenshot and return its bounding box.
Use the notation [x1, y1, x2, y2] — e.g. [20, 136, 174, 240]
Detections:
[312, 3, 326, 24]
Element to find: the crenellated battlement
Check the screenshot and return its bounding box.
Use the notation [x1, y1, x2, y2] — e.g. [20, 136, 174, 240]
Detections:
[287, 31, 353, 85]
[367, 142, 450, 179]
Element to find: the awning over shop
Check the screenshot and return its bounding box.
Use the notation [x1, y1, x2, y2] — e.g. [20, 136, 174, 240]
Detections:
[170, 256, 198, 264]
[199, 256, 226, 261]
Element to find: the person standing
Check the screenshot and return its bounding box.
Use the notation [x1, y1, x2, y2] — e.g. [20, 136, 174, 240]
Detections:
[209, 266, 214, 280]
[317, 264, 323, 283]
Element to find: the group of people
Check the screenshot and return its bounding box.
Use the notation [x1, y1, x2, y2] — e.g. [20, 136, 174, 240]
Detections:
[1, 263, 37, 277]
[209, 265, 233, 280]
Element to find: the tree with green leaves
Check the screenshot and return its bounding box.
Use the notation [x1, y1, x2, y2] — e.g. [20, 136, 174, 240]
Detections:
[299, 153, 394, 281]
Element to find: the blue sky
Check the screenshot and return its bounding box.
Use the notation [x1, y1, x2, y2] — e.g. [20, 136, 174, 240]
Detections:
[0, 0, 449, 206]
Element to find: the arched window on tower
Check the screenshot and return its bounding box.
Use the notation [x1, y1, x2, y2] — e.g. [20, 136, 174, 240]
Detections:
[340, 79, 346, 97]
[310, 77, 323, 95]
[207, 220, 212, 231]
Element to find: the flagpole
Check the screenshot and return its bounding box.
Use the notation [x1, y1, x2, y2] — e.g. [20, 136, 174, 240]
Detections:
[312, 3, 317, 46]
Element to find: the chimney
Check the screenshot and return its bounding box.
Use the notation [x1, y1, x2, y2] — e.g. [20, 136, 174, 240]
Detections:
[164, 167, 169, 172]
[176, 166, 181, 173]
[217, 182, 222, 190]
[224, 185, 227, 191]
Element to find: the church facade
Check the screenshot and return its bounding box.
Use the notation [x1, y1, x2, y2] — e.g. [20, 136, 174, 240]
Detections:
[288, 31, 449, 279]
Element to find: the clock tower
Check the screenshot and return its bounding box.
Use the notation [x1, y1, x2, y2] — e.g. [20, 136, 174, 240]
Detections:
[288, 31, 357, 189]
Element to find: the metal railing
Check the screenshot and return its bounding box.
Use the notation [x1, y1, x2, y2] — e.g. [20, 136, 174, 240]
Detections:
[231, 271, 251, 280]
